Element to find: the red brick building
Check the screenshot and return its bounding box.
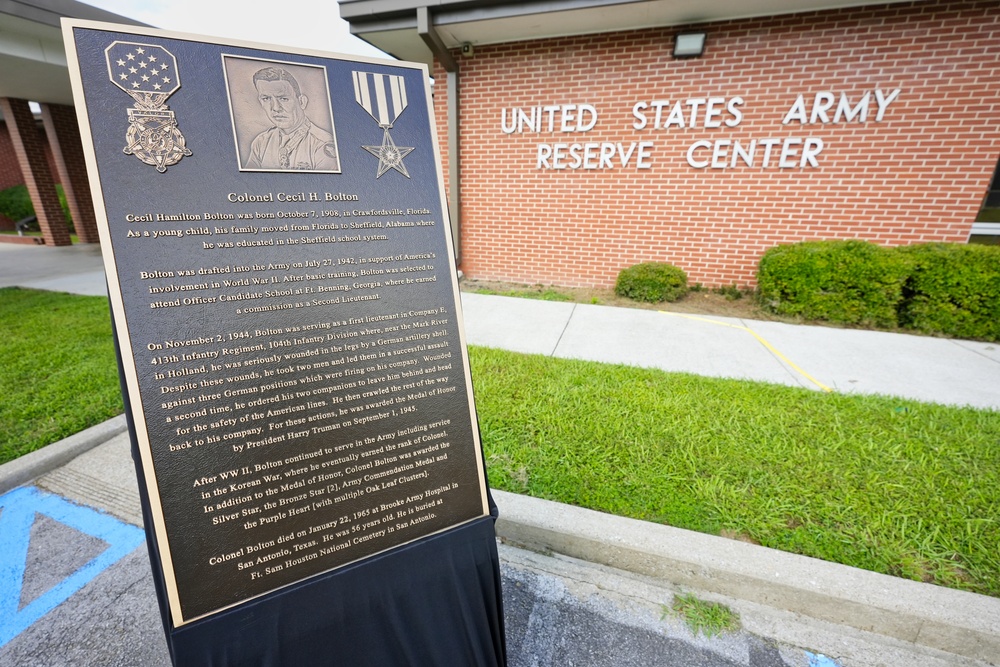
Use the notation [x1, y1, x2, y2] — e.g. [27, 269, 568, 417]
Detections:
[342, 0, 1000, 287]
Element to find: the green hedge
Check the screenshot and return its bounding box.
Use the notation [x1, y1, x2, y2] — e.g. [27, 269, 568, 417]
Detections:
[897, 244, 1000, 341]
[615, 262, 688, 303]
[758, 240, 1000, 341]
[757, 240, 911, 327]
[0, 184, 73, 231]
[0, 184, 37, 223]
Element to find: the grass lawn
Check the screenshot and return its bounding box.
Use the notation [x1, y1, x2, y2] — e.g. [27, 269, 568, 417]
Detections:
[2, 289, 997, 597]
[471, 347, 1000, 598]
[0, 288, 122, 464]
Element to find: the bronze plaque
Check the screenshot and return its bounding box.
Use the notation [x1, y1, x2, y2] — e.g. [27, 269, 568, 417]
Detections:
[64, 21, 490, 625]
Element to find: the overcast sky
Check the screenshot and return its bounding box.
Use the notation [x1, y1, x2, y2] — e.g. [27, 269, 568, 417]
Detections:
[83, 0, 390, 59]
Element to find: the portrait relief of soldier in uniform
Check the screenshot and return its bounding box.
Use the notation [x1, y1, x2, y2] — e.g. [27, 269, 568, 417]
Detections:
[223, 55, 341, 173]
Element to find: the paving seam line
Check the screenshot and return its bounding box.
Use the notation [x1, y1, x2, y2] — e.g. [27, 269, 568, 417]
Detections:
[549, 302, 577, 357]
[660, 311, 833, 392]
[949, 338, 1000, 365]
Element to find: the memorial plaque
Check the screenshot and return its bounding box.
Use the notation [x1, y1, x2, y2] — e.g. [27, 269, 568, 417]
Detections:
[63, 21, 492, 628]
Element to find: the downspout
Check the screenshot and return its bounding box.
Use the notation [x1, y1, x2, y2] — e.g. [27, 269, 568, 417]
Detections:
[417, 6, 461, 265]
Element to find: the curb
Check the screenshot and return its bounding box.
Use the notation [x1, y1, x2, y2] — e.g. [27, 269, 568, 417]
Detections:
[4, 421, 997, 664]
[492, 489, 1000, 665]
[0, 414, 127, 495]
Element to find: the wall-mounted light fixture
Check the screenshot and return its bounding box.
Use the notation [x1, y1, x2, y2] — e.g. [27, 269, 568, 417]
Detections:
[673, 32, 706, 58]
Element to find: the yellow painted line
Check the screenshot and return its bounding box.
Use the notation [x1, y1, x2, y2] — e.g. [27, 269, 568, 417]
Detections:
[660, 312, 834, 393]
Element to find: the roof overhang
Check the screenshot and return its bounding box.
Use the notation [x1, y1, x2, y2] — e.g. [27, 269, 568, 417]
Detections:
[0, 0, 145, 106]
[340, 0, 915, 67]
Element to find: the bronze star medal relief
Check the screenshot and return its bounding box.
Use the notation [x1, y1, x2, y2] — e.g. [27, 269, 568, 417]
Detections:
[105, 41, 191, 173]
[362, 130, 415, 178]
[353, 71, 415, 178]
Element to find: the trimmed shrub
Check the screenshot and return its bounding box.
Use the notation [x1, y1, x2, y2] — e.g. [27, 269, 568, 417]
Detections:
[898, 244, 1000, 341]
[0, 185, 37, 223]
[757, 240, 911, 327]
[0, 184, 74, 232]
[615, 262, 688, 303]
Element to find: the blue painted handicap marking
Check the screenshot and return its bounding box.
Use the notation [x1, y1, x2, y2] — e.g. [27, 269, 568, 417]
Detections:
[806, 651, 843, 667]
[0, 486, 145, 647]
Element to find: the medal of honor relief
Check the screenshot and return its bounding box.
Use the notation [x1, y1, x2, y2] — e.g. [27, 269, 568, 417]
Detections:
[105, 41, 192, 173]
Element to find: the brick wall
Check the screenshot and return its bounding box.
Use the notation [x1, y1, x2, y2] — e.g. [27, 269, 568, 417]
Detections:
[0, 121, 61, 191]
[0, 123, 17, 229]
[0, 122, 24, 192]
[42, 103, 98, 243]
[433, 0, 1000, 287]
[0, 98, 71, 246]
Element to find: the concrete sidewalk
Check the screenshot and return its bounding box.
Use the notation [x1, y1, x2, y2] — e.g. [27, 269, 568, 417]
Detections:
[3, 241, 999, 409]
[2, 242, 999, 665]
[0, 242, 107, 297]
[459, 292, 1000, 410]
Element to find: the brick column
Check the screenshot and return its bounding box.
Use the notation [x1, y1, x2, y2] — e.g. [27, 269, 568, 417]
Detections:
[41, 103, 99, 244]
[0, 123, 16, 230]
[0, 98, 71, 246]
